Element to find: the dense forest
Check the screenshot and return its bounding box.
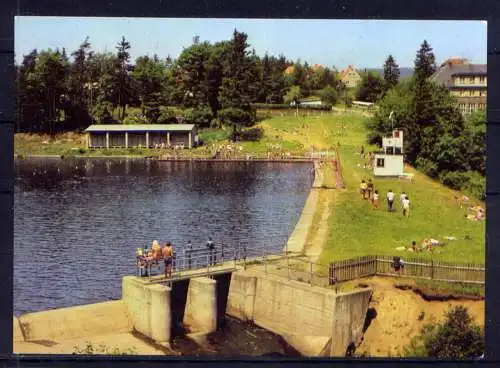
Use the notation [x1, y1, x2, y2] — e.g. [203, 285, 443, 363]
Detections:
[16, 30, 346, 134]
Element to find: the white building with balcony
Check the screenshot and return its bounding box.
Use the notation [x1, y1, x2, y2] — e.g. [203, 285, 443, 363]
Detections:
[373, 130, 404, 177]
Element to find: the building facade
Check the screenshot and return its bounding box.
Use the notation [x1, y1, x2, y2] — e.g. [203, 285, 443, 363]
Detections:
[430, 58, 487, 115]
[85, 124, 198, 149]
[373, 130, 404, 177]
[339, 65, 362, 89]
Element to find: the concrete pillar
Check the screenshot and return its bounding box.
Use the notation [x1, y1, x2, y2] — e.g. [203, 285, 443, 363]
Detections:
[188, 132, 192, 149]
[86, 133, 90, 149]
[167, 132, 170, 147]
[145, 132, 149, 148]
[125, 132, 129, 148]
[106, 132, 110, 149]
[122, 276, 172, 343]
[183, 277, 217, 333]
[330, 295, 352, 357]
[150, 284, 172, 343]
[226, 272, 257, 322]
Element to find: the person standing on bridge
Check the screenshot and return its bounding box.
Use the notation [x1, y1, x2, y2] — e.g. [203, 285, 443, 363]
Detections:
[206, 237, 216, 266]
[163, 242, 174, 278]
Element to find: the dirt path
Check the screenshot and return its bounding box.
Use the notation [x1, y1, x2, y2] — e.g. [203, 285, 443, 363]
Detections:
[304, 190, 336, 263]
[354, 277, 484, 357]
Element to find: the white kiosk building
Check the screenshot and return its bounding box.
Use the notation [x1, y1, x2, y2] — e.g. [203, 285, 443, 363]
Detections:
[373, 129, 404, 177]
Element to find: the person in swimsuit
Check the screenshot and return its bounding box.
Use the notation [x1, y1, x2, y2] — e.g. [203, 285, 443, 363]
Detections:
[151, 240, 162, 263]
[163, 242, 174, 278]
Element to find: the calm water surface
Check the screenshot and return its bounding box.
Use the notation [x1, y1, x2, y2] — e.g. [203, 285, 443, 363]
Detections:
[14, 158, 313, 315]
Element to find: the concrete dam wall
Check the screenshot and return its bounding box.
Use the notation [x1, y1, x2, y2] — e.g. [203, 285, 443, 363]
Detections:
[14, 300, 132, 343]
[15, 269, 372, 357]
[226, 271, 372, 356]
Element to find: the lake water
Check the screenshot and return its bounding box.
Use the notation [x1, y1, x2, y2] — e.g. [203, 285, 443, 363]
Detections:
[14, 158, 313, 315]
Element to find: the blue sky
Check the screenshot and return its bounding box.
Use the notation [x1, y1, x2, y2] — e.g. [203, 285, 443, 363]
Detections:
[14, 17, 487, 69]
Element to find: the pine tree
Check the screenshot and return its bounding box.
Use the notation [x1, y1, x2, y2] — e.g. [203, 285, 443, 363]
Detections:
[383, 54, 400, 88]
[115, 36, 132, 121]
[414, 40, 437, 81]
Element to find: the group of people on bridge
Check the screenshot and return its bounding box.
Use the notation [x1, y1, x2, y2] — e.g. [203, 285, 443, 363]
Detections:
[136, 237, 219, 278]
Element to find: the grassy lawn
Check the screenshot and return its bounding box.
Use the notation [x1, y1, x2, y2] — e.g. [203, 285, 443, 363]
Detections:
[256, 112, 484, 264]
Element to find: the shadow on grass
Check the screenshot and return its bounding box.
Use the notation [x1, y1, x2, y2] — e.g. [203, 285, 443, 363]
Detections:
[240, 127, 264, 142]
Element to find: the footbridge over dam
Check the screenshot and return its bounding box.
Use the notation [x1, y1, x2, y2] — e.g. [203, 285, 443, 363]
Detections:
[124, 244, 373, 357]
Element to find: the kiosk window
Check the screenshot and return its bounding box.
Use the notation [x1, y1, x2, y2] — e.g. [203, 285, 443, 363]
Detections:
[386, 147, 394, 155]
[377, 158, 385, 168]
[395, 147, 402, 155]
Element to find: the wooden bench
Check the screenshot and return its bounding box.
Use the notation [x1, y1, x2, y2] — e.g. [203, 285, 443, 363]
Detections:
[398, 173, 414, 182]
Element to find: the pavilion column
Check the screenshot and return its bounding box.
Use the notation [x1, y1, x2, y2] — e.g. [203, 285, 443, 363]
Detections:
[106, 132, 110, 149]
[86, 133, 90, 149]
[146, 132, 150, 148]
[188, 132, 192, 149]
[125, 132, 129, 148]
[167, 132, 170, 147]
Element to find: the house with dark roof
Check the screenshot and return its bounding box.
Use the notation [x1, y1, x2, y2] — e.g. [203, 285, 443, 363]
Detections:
[430, 58, 487, 115]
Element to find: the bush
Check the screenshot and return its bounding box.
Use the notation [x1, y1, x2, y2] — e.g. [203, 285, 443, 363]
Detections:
[157, 107, 177, 124]
[284, 85, 303, 105]
[123, 111, 148, 125]
[404, 305, 483, 358]
[462, 171, 486, 201]
[182, 106, 213, 127]
[415, 157, 439, 179]
[142, 104, 161, 123]
[91, 101, 115, 124]
[218, 108, 254, 126]
[319, 86, 339, 105]
[439, 171, 485, 200]
[439, 171, 469, 190]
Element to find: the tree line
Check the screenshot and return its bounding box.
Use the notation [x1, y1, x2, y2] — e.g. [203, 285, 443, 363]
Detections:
[16, 30, 353, 134]
[366, 40, 486, 199]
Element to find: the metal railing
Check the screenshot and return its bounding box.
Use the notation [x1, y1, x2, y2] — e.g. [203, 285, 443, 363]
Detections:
[135, 241, 288, 282]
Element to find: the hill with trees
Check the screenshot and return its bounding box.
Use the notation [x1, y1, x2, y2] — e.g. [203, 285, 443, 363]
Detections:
[15, 30, 343, 135]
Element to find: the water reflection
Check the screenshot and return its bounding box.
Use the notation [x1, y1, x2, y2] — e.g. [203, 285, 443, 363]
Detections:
[14, 158, 313, 315]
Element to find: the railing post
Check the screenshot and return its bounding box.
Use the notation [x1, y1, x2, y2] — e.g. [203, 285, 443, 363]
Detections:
[207, 253, 210, 273]
[431, 260, 434, 280]
[233, 245, 237, 268]
[243, 243, 247, 270]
